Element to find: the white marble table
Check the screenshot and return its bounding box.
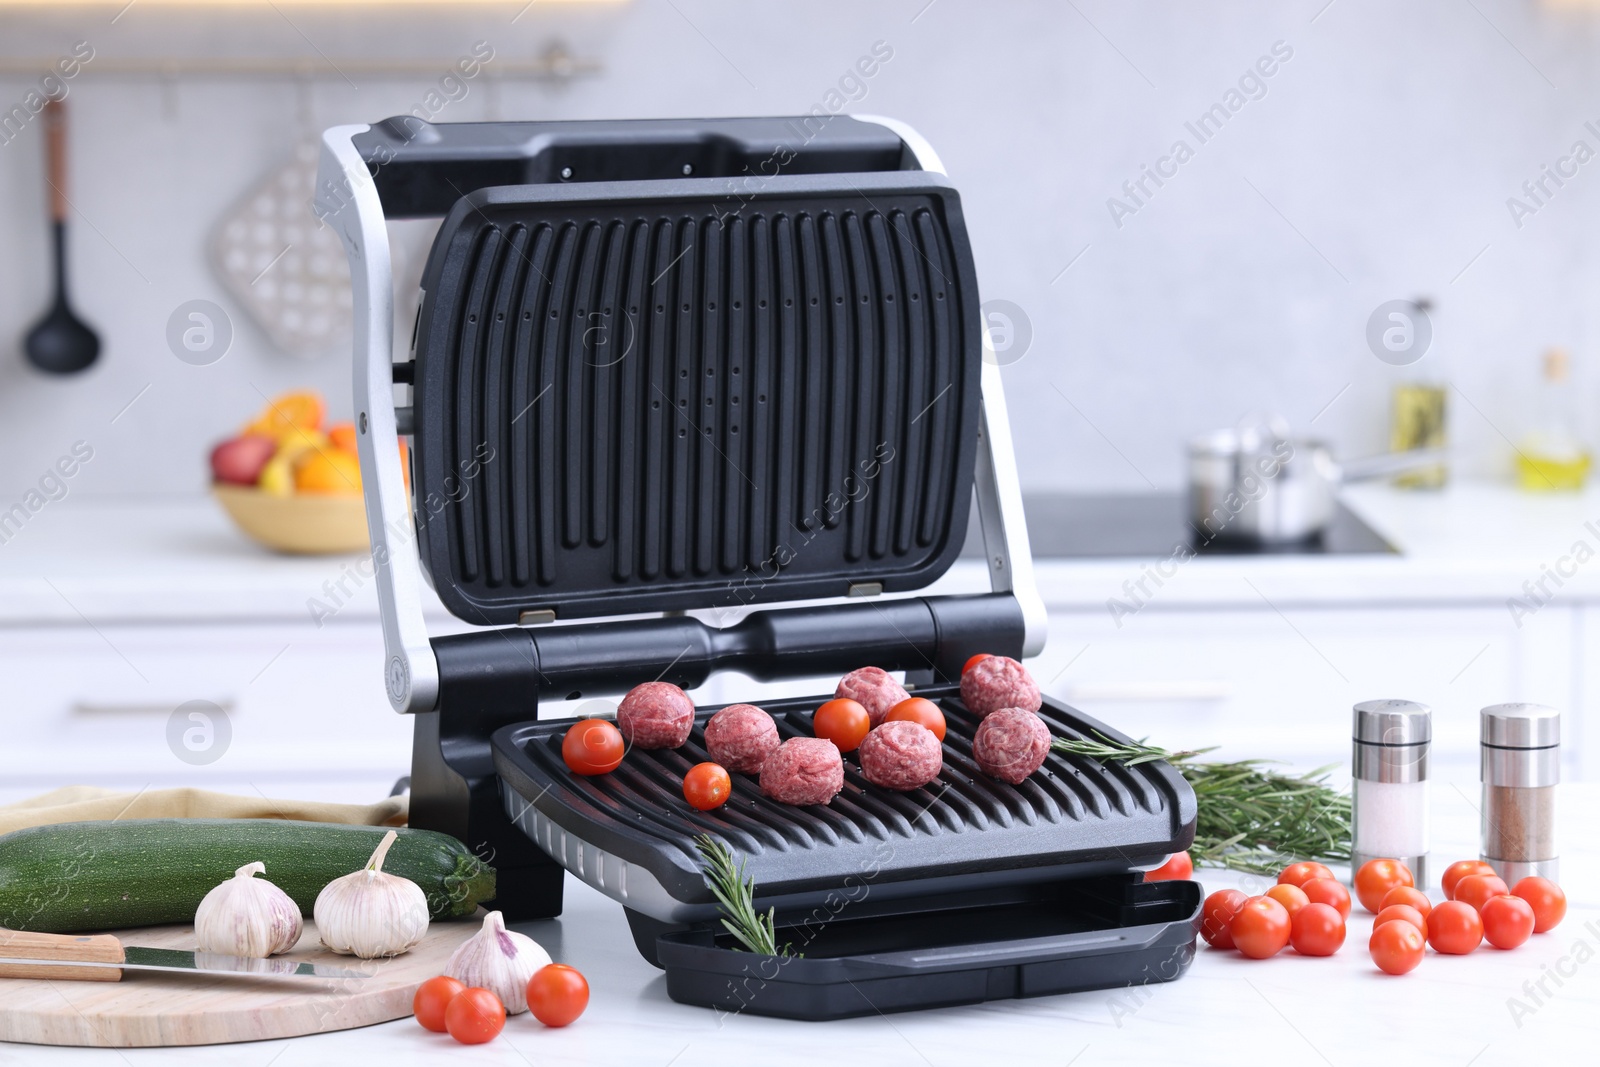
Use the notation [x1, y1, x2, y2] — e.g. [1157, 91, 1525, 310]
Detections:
[3, 782, 1592, 1066]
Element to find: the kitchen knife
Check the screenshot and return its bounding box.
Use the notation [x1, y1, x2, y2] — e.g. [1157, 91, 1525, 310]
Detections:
[0, 928, 369, 981]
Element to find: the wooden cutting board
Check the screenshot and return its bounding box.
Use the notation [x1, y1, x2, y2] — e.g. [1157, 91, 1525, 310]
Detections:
[0, 917, 482, 1047]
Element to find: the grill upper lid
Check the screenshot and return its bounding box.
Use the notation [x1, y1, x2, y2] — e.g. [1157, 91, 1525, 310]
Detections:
[412, 171, 982, 623]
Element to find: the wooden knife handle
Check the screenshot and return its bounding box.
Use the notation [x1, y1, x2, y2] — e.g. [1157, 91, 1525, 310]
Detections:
[0, 928, 124, 982]
[41, 99, 68, 222]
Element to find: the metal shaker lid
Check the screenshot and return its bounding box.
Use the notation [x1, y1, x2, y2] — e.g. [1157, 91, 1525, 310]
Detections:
[1481, 704, 1560, 749]
[1353, 699, 1432, 745]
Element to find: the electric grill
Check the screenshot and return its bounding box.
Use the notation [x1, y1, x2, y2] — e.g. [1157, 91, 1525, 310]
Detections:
[317, 115, 1200, 1020]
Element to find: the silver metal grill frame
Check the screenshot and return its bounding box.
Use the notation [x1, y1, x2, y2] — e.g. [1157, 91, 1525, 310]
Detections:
[314, 115, 1046, 717]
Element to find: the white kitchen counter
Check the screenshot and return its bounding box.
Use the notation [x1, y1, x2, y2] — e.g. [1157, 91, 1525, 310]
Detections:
[1, 780, 1591, 1065]
[0, 495, 449, 626]
[1032, 481, 1600, 612]
[5, 481, 1598, 625]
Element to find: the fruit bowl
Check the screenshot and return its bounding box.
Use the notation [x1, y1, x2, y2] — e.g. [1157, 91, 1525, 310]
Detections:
[213, 484, 370, 555]
[208, 390, 383, 554]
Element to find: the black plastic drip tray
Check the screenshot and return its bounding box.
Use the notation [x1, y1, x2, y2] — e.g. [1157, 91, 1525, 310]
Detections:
[654, 874, 1201, 1020]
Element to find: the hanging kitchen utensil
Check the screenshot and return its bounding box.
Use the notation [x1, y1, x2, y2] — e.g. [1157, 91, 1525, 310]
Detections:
[209, 79, 379, 358]
[23, 99, 100, 375]
[210, 138, 350, 358]
[210, 144, 422, 357]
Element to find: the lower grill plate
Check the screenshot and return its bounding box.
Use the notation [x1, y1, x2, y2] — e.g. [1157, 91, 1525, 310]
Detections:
[493, 685, 1196, 923]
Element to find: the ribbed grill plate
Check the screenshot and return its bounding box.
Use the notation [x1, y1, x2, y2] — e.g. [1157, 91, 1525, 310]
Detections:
[413, 172, 981, 622]
[492, 687, 1196, 916]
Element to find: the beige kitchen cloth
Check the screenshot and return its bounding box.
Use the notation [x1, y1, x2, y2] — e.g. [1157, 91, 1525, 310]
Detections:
[0, 786, 407, 836]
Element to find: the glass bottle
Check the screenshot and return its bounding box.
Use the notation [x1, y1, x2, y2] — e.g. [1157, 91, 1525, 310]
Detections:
[1515, 347, 1590, 490]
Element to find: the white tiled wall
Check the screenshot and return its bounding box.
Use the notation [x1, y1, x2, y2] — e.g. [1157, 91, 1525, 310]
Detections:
[0, 0, 1597, 502]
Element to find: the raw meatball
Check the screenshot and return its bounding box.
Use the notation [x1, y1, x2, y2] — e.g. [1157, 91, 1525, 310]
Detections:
[704, 703, 780, 774]
[858, 721, 943, 792]
[960, 656, 1041, 718]
[972, 707, 1050, 784]
[835, 666, 910, 727]
[617, 681, 695, 750]
[760, 738, 844, 806]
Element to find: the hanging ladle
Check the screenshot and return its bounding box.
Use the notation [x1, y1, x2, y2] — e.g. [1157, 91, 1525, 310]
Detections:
[23, 99, 100, 375]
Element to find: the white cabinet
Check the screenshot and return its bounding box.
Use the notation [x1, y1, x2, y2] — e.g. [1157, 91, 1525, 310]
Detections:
[0, 620, 411, 804]
[1034, 601, 1579, 784]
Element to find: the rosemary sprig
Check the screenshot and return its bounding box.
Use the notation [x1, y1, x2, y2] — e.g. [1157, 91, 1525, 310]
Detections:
[1050, 735, 1212, 767]
[694, 834, 790, 956]
[1053, 734, 1352, 876]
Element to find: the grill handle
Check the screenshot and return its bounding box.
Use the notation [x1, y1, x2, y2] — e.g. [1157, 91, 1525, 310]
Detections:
[515, 592, 1024, 696]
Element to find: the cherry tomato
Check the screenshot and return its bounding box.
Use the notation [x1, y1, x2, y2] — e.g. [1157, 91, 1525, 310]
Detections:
[445, 987, 506, 1045]
[962, 654, 991, 675]
[1380, 885, 1433, 923]
[682, 762, 732, 810]
[1369, 919, 1425, 975]
[813, 698, 871, 752]
[1201, 888, 1249, 950]
[1427, 900, 1483, 955]
[885, 697, 947, 742]
[1511, 877, 1566, 933]
[413, 975, 465, 1033]
[1480, 894, 1536, 950]
[526, 963, 589, 1027]
[1454, 873, 1509, 912]
[1145, 851, 1193, 882]
[1373, 903, 1427, 936]
[1301, 877, 1352, 921]
[1265, 883, 1310, 919]
[1230, 896, 1292, 959]
[1441, 859, 1496, 900]
[1278, 862, 1335, 888]
[1289, 901, 1346, 956]
[562, 718, 625, 776]
[1354, 859, 1414, 913]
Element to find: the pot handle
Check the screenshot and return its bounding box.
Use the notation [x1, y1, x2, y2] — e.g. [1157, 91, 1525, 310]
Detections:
[1338, 448, 1450, 483]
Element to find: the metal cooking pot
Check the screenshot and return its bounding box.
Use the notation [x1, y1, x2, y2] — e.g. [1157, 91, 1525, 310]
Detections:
[1187, 418, 1445, 544]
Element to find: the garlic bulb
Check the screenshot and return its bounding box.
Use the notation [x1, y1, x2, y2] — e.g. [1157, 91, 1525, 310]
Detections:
[445, 910, 551, 1014]
[194, 861, 303, 958]
[313, 829, 430, 958]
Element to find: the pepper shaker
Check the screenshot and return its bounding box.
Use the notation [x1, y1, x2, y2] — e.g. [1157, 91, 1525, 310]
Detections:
[1351, 699, 1431, 887]
[1480, 703, 1560, 885]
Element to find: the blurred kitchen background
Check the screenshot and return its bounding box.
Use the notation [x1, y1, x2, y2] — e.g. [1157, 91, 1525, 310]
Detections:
[1, 0, 1597, 805]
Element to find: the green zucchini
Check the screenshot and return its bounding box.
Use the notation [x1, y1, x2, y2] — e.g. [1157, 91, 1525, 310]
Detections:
[0, 819, 496, 933]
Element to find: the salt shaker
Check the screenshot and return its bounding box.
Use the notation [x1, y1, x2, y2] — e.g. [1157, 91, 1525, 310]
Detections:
[1351, 699, 1431, 887]
[1480, 703, 1560, 885]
